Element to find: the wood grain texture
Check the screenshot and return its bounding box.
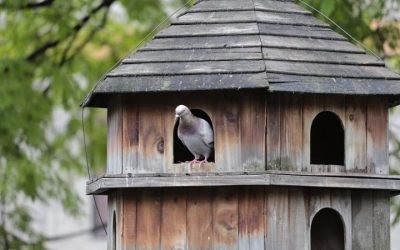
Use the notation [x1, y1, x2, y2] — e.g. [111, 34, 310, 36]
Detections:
[266, 94, 281, 170]
[160, 188, 187, 250]
[214, 94, 241, 172]
[187, 188, 213, 250]
[240, 92, 266, 171]
[367, 97, 389, 174]
[107, 96, 123, 175]
[352, 191, 374, 250]
[136, 189, 161, 250]
[122, 100, 139, 174]
[280, 93, 303, 171]
[121, 192, 136, 250]
[265, 187, 289, 250]
[287, 188, 308, 250]
[372, 191, 390, 250]
[238, 187, 265, 250]
[345, 96, 367, 172]
[212, 188, 239, 250]
[137, 101, 164, 173]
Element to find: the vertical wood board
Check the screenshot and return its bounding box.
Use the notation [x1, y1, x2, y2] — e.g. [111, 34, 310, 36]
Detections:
[160, 189, 187, 250]
[238, 187, 265, 250]
[107, 96, 123, 175]
[136, 190, 161, 250]
[345, 96, 367, 172]
[367, 97, 388, 174]
[122, 100, 139, 174]
[212, 187, 239, 250]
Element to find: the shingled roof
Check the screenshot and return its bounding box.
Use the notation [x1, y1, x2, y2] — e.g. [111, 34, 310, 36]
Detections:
[82, 0, 400, 107]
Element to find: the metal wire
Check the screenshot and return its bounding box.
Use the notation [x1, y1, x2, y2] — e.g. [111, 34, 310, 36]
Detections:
[80, 0, 196, 238]
[299, 0, 383, 61]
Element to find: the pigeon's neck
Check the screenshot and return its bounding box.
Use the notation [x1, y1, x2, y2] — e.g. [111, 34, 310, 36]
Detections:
[180, 114, 198, 128]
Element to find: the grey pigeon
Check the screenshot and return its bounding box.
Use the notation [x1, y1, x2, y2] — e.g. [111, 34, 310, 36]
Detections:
[175, 105, 214, 164]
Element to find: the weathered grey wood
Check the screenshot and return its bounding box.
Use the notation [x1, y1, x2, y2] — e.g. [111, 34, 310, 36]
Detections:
[140, 35, 261, 51]
[86, 172, 400, 195]
[345, 96, 367, 172]
[265, 61, 400, 79]
[190, 0, 310, 14]
[160, 189, 187, 250]
[175, 11, 257, 24]
[107, 96, 123, 175]
[124, 48, 262, 63]
[122, 100, 138, 174]
[175, 10, 327, 27]
[155, 23, 344, 40]
[187, 188, 213, 250]
[255, 11, 328, 27]
[137, 102, 164, 173]
[212, 188, 239, 250]
[240, 92, 265, 171]
[367, 97, 389, 174]
[162, 22, 259, 36]
[352, 191, 373, 250]
[265, 187, 289, 249]
[136, 190, 161, 249]
[267, 75, 400, 95]
[266, 94, 281, 169]
[121, 192, 136, 250]
[254, 0, 310, 14]
[372, 191, 390, 250]
[238, 187, 265, 250]
[263, 48, 383, 66]
[261, 35, 365, 53]
[107, 60, 265, 77]
[287, 188, 309, 250]
[214, 96, 241, 172]
[259, 24, 345, 40]
[280, 94, 303, 171]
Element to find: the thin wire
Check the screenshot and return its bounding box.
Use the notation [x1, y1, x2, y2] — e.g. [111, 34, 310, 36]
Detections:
[82, 0, 196, 106]
[80, 0, 196, 237]
[299, 0, 383, 61]
[81, 107, 108, 235]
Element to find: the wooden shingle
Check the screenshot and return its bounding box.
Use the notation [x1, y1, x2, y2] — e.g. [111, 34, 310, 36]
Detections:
[82, 0, 400, 107]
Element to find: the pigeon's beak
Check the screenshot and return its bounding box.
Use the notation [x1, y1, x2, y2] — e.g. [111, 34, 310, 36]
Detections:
[175, 114, 179, 123]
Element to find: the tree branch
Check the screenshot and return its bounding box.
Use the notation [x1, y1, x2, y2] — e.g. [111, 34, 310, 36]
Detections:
[27, 0, 115, 62]
[0, 0, 54, 10]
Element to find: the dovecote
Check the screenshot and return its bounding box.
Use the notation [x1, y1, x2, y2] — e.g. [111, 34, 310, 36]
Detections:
[83, 0, 400, 249]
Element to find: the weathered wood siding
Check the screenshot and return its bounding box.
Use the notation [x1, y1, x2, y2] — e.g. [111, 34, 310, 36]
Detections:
[108, 187, 390, 250]
[266, 93, 388, 174]
[108, 92, 387, 175]
[108, 91, 266, 174]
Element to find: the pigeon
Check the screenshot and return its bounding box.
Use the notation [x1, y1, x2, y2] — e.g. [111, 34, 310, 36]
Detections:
[175, 105, 214, 165]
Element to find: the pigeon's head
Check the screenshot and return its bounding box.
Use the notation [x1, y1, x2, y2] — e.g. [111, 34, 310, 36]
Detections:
[175, 105, 191, 119]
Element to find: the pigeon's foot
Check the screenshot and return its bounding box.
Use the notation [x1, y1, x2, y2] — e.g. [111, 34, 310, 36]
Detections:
[199, 159, 208, 166]
[187, 159, 201, 166]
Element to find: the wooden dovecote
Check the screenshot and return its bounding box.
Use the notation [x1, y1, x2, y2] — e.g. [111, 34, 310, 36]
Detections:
[83, 0, 400, 249]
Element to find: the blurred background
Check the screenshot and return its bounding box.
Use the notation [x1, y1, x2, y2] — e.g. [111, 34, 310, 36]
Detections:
[1, 0, 400, 249]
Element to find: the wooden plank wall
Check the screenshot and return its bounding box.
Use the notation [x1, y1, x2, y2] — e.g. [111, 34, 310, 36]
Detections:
[112, 91, 266, 174]
[266, 94, 388, 174]
[107, 92, 388, 175]
[110, 187, 390, 250]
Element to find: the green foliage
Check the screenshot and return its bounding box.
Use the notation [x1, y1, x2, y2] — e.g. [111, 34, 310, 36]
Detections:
[0, 0, 191, 248]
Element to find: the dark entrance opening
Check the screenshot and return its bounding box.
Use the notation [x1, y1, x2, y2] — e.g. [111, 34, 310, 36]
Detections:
[310, 111, 344, 165]
[311, 208, 345, 250]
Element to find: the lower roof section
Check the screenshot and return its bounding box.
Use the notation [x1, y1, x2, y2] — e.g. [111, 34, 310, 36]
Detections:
[87, 171, 400, 195]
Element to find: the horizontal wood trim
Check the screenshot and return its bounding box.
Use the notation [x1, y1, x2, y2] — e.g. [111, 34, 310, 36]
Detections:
[107, 60, 266, 77]
[86, 171, 400, 194]
[190, 0, 310, 15]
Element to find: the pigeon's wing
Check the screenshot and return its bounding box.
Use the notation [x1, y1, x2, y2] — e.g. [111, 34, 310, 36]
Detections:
[198, 118, 214, 148]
